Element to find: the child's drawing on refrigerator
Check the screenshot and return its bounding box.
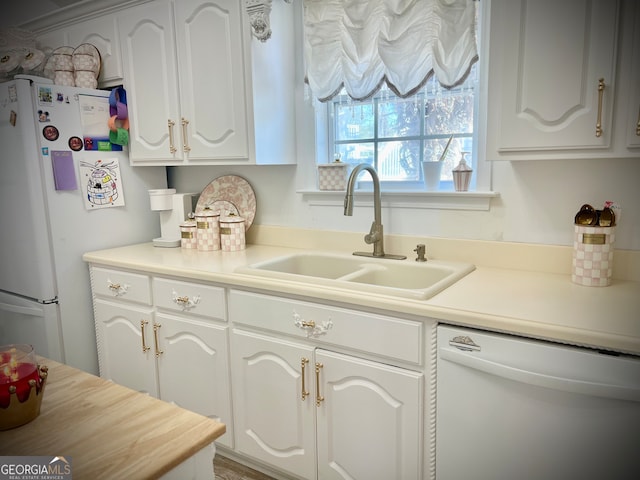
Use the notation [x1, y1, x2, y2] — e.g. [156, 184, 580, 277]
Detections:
[79, 158, 126, 209]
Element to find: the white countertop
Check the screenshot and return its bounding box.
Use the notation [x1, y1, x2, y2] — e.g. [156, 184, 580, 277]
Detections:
[83, 241, 640, 356]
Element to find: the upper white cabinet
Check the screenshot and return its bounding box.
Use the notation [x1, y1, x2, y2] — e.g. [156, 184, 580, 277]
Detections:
[485, 0, 639, 160]
[623, 1, 640, 148]
[35, 13, 123, 87]
[118, 0, 296, 165]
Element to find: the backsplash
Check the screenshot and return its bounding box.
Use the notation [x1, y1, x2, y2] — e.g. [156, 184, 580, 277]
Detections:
[168, 154, 640, 252]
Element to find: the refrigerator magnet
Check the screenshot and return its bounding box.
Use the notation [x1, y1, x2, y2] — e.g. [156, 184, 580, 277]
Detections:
[9, 110, 16, 126]
[68, 136, 83, 151]
[43, 125, 59, 141]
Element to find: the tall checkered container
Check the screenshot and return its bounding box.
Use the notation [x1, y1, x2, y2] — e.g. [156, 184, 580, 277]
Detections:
[572, 225, 615, 286]
[195, 208, 220, 251]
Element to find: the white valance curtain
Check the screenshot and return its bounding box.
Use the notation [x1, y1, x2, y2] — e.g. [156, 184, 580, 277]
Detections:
[303, 0, 478, 102]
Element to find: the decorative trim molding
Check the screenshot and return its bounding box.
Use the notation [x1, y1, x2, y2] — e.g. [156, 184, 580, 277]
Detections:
[245, 0, 273, 42]
[20, 0, 151, 33]
[244, 0, 292, 43]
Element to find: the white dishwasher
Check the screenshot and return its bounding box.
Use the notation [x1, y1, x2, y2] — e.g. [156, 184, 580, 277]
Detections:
[436, 325, 640, 480]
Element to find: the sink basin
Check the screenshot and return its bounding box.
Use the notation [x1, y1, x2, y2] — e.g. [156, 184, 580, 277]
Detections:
[236, 252, 475, 300]
[251, 252, 363, 279]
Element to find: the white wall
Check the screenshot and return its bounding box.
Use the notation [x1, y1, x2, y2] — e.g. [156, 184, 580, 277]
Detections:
[168, 154, 640, 251]
[169, 27, 640, 252]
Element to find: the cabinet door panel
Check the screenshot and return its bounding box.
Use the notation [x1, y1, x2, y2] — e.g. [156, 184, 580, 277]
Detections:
[625, 2, 640, 148]
[94, 298, 158, 397]
[156, 312, 233, 448]
[66, 15, 122, 85]
[119, 1, 182, 162]
[490, 0, 618, 152]
[231, 329, 315, 479]
[316, 349, 423, 480]
[174, 0, 250, 160]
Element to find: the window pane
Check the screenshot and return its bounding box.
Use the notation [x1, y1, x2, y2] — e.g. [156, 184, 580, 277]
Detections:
[335, 102, 374, 141]
[327, 64, 477, 191]
[378, 97, 422, 138]
[378, 140, 421, 181]
[424, 91, 474, 136]
[337, 143, 374, 166]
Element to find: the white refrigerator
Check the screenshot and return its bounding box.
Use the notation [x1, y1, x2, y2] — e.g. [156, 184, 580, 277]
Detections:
[0, 76, 167, 374]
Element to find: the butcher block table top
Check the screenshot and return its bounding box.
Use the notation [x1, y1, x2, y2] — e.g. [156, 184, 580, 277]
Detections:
[0, 358, 226, 479]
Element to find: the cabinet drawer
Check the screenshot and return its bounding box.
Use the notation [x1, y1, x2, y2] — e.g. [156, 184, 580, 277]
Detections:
[229, 290, 422, 364]
[153, 278, 226, 320]
[90, 266, 151, 305]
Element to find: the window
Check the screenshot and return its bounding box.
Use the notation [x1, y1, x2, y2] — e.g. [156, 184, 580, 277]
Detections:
[326, 64, 478, 191]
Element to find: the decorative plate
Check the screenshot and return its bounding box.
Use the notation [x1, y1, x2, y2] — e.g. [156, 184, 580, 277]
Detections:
[196, 175, 256, 230]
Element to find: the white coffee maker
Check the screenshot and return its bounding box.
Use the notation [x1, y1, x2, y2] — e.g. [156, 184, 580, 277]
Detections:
[148, 189, 197, 247]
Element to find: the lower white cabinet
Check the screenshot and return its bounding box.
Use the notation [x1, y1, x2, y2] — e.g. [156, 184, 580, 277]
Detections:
[94, 298, 159, 396]
[89, 266, 433, 479]
[89, 266, 234, 454]
[229, 291, 425, 480]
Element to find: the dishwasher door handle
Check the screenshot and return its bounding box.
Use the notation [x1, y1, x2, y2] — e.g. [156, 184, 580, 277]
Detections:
[440, 348, 640, 403]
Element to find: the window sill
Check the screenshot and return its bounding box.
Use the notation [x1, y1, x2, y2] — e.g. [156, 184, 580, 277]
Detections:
[297, 189, 499, 211]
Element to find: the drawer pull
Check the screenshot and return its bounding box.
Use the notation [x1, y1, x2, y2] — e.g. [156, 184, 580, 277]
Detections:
[172, 290, 201, 311]
[140, 320, 151, 353]
[315, 362, 324, 407]
[293, 311, 333, 338]
[301, 357, 310, 401]
[153, 323, 164, 357]
[595, 78, 605, 137]
[107, 280, 129, 297]
[636, 105, 640, 136]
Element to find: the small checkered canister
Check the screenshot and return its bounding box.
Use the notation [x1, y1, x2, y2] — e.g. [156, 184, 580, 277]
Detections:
[220, 214, 246, 252]
[195, 208, 220, 251]
[180, 220, 197, 249]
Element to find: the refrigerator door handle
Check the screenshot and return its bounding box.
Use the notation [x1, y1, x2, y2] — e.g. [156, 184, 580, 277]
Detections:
[440, 348, 640, 403]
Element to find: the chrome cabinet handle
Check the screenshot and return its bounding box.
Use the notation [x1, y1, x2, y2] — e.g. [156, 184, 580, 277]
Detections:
[181, 118, 191, 152]
[301, 358, 310, 401]
[595, 78, 605, 137]
[107, 279, 129, 297]
[140, 320, 151, 353]
[168, 119, 177, 153]
[172, 290, 200, 311]
[315, 362, 324, 407]
[153, 323, 163, 357]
